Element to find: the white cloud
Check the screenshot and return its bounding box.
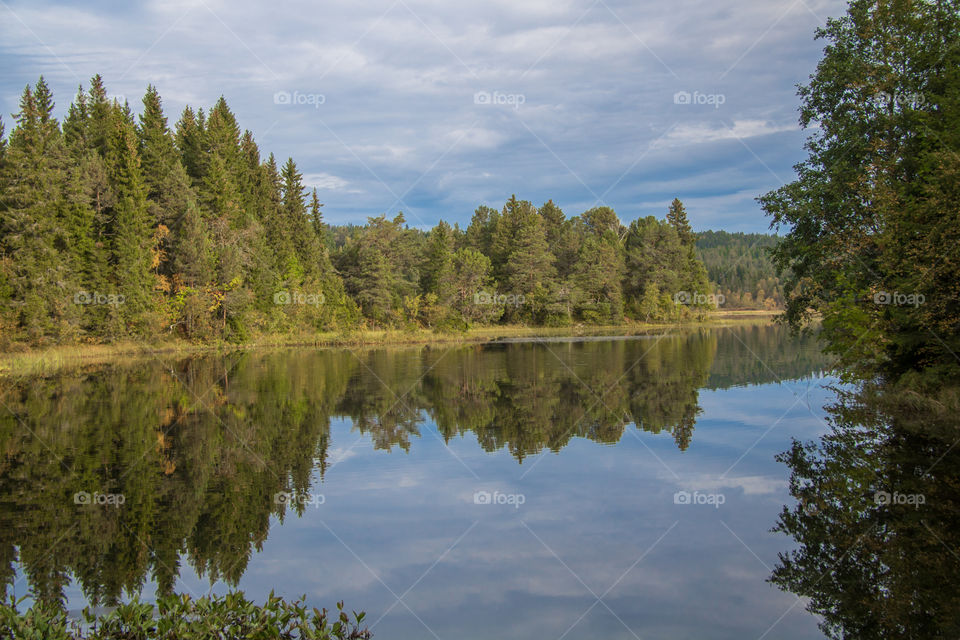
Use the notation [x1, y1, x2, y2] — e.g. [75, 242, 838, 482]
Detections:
[656, 120, 797, 148]
[303, 172, 361, 193]
[1, 0, 849, 230]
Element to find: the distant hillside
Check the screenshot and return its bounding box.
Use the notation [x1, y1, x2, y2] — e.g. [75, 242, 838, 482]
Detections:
[695, 231, 784, 309]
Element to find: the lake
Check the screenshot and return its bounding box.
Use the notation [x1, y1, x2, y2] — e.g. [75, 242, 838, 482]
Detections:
[0, 324, 836, 638]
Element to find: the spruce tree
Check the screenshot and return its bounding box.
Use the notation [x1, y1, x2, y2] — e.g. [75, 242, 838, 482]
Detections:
[106, 106, 154, 331]
[500, 203, 556, 323]
[422, 220, 455, 299]
[0, 79, 79, 340]
[573, 207, 625, 322]
[261, 154, 298, 281]
[667, 198, 694, 247]
[281, 158, 323, 280]
[175, 106, 206, 185]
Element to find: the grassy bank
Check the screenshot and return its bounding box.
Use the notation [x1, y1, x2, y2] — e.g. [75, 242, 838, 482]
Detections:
[0, 310, 780, 378]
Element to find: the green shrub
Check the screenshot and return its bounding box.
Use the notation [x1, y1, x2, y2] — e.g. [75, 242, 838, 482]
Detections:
[0, 592, 371, 640]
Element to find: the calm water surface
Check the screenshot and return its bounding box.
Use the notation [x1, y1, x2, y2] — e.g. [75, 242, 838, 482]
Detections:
[0, 325, 836, 638]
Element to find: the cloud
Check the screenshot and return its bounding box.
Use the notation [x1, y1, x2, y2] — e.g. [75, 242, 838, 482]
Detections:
[0, 0, 849, 231]
[303, 172, 361, 193]
[655, 120, 797, 148]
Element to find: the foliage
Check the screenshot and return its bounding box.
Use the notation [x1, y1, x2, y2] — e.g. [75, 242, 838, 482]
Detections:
[695, 231, 785, 309]
[771, 382, 960, 639]
[0, 76, 760, 347]
[759, 0, 960, 382]
[0, 591, 371, 639]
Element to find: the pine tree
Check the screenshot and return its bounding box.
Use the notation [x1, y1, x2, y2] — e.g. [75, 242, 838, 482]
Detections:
[106, 104, 155, 330]
[501, 205, 556, 323]
[205, 97, 241, 176]
[450, 247, 500, 324]
[464, 204, 499, 257]
[422, 220, 455, 300]
[172, 200, 214, 287]
[309, 188, 326, 245]
[573, 208, 625, 322]
[86, 75, 113, 157]
[139, 86, 181, 218]
[260, 154, 298, 281]
[175, 106, 206, 184]
[667, 198, 694, 246]
[0, 79, 79, 340]
[281, 158, 323, 280]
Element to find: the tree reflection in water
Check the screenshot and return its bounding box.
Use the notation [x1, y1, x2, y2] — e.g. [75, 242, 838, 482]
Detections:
[0, 325, 827, 609]
[772, 384, 960, 638]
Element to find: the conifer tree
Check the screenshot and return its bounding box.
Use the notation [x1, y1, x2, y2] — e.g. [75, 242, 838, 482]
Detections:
[261, 154, 298, 281]
[172, 200, 214, 288]
[573, 207, 625, 322]
[0, 79, 78, 339]
[86, 75, 113, 157]
[464, 204, 499, 258]
[422, 220, 455, 299]
[175, 106, 206, 184]
[667, 197, 694, 247]
[281, 158, 323, 280]
[309, 188, 326, 246]
[496, 199, 557, 322]
[106, 106, 154, 330]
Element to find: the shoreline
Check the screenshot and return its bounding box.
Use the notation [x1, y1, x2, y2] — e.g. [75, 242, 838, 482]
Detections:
[0, 310, 781, 377]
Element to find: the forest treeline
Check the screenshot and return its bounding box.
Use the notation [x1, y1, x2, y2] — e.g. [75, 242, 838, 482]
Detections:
[0, 76, 777, 348]
[695, 231, 784, 310]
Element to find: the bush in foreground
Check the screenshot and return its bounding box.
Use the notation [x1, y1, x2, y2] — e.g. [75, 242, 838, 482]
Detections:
[0, 592, 371, 640]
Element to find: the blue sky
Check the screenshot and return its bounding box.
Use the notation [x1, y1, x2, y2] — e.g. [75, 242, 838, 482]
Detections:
[1, 0, 848, 232]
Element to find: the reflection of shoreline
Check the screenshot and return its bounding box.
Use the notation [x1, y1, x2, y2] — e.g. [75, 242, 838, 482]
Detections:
[772, 384, 960, 637]
[0, 325, 827, 608]
[0, 313, 783, 377]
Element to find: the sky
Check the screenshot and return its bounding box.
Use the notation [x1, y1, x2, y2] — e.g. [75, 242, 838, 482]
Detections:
[0, 0, 849, 232]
